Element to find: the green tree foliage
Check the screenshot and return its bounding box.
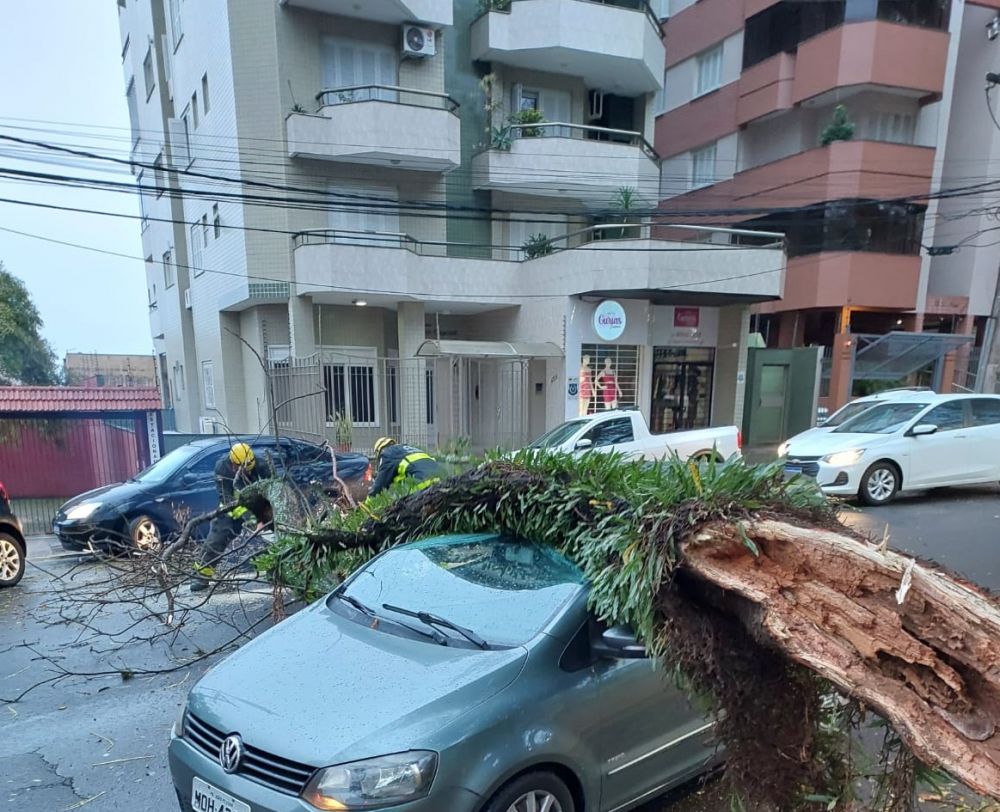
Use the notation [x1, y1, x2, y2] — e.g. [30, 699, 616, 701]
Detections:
[0, 262, 59, 385]
[820, 104, 855, 147]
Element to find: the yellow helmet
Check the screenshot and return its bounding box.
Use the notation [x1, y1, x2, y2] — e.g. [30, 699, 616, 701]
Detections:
[373, 437, 396, 457]
[229, 442, 256, 470]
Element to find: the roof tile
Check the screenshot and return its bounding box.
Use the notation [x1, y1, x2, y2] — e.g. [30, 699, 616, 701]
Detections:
[0, 386, 162, 413]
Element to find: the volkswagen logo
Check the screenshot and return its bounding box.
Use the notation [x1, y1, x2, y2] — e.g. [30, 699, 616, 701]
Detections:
[219, 734, 245, 774]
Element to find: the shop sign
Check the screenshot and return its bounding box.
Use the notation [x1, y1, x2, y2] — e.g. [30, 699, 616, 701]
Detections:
[674, 307, 700, 328]
[593, 300, 626, 341]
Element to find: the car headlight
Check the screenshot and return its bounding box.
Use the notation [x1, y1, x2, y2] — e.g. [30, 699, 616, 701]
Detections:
[777, 441, 790, 457]
[822, 449, 866, 467]
[173, 704, 187, 738]
[65, 502, 101, 521]
[303, 751, 437, 810]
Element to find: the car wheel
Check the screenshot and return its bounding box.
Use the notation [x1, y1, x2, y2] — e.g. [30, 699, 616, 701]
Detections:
[483, 772, 575, 812]
[0, 533, 25, 587]
[129, 516, 161, 552]
[859, 462, 899, 506]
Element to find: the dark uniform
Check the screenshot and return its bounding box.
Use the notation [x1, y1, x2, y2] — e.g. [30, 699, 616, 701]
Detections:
[198, 453, 273, 568]
[369, 444, 443, 498]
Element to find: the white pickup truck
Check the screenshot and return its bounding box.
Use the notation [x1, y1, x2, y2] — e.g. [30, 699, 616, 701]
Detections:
[526, 410, 742, 462]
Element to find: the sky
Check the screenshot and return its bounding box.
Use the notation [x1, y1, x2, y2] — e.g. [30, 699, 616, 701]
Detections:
[0, 1, 151, 359]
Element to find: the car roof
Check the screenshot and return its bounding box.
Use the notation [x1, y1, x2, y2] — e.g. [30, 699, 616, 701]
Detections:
[183, 435, 318, 450]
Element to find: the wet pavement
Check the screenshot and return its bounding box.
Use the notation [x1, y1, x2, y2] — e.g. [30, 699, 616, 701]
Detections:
[3, 483, 1000, 811]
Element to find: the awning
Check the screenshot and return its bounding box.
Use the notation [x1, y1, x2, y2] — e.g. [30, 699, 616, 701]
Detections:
[853, 332, 974, 380]
[416, 340, 563, 359]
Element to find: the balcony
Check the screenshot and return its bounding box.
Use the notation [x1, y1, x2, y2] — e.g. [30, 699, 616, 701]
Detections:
[471, 122, 660, 208]
[470, 0, 664, 95]
[286, 86, 461, 172]
[757, 252, 920, 312]
[280, 0, 452, 27]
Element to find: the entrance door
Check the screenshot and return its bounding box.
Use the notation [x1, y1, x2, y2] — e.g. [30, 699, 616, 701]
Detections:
[752, 364, 788, 444]
[650, 348, 715, 433]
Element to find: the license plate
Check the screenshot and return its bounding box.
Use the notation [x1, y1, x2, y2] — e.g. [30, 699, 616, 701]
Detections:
[784, 465, 802, 477]
[191, 777, 250, 812]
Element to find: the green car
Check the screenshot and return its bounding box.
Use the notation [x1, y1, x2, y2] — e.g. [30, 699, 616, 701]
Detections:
[169, 534, 718, 812]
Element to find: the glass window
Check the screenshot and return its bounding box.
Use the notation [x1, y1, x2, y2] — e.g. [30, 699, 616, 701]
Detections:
[529, 420, 589, 449]
[695, 45, 723, 96]
[137, 171, 150, 231]
[191, 92, 199, 129]
[691, 143, 717, 188]
[335, 536, 586, 647]
[970, 398, 1000, 426]
[202, 73, 211, 114]
[143, 46, 156, 98]
[923, 400, 966, 431]
[583, 417, 635, 447]
[580, 344, 640, 414]
[202, 362, 216, 410]
[323, 351, 378, 427]
[212, 203, 221, 238]
[153, 153, 165, 198]
[834, 402, 928, 434]
[162, 249, 175, 288]
[824, 400, 877, 428]
[168, 0, 183, 50]
[133, 443, 204, 484]
[126, 79, 139, 146]
[181, 107, 193, 164]
[189, 222, 203, 275]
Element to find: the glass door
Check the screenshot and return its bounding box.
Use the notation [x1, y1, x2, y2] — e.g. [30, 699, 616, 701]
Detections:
[650, 348, 715, 433]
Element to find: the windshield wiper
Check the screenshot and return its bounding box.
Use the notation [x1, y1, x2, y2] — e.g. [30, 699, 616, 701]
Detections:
[334, 591, 375, 617]
[334, 591, 448, 645]
[382, 603, 489, 649]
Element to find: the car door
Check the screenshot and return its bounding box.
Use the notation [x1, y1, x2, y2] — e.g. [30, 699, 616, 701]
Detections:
[165, 450, 221, 528]
[904, 400, 971, 488]
[595, 639, 717, 810]
[963, 398, 1000, 481]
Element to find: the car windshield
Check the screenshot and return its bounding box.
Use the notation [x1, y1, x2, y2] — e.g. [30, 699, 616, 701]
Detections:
[824, 401, 879, 428]
[834, 402, 929, 435]
[336, 536, 586, 647]
[131, 444, 206, 484]
[529, 420, 587, 449]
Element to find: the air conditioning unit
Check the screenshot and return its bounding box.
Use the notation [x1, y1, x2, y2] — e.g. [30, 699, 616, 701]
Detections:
[183, 288, 192, 309]
[588, 90, 605, 121]
[402, 24, 436, 58]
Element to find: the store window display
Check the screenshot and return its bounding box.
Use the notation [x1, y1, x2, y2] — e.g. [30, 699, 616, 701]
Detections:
[578, 344, 639, 414]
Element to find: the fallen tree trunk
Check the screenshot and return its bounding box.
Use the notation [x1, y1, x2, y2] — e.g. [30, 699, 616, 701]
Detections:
[683, 519, 1000, 800]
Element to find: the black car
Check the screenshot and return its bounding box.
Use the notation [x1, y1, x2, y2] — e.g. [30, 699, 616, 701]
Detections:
[53, 436, 370, 551]
[0, 479, 26, 587]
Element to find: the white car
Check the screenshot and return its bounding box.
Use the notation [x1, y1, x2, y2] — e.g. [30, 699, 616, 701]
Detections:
[781, 388, 933, 452]
[781, 393, 1000, 505]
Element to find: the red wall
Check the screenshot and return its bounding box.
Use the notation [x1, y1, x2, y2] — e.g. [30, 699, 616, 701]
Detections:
[0, 418, 145, 499]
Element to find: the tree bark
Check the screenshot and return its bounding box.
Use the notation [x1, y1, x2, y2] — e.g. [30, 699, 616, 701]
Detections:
[681, 519, 1000, 801]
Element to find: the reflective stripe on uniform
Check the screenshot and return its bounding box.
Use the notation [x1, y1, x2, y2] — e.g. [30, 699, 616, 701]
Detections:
[228, 505, 249, 520]
[391, 452, 433, 486]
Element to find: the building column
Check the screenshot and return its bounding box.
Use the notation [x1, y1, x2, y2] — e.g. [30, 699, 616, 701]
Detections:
[288, 291, 316, 358]
[828, 333, 854, 411]
[397, 302, 428, 448]
[714, 305, 751, 426]
[939, 313, 975, 393]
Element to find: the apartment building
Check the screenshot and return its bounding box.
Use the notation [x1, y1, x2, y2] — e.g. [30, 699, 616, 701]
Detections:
[657, 0, 1000, 409]
[117, 0, 785, 451]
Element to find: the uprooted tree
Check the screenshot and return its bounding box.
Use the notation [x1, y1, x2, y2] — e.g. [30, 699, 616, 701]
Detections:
[232, 453, 1000, 811]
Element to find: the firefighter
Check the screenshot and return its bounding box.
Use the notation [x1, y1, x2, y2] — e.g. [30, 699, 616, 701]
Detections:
[368, 437, 443, 498]
[191, 442, 272, 593]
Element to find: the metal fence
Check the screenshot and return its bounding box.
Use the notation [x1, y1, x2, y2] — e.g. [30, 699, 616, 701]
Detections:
[0, 416, 153, 536]
[268, 351, 532, 455]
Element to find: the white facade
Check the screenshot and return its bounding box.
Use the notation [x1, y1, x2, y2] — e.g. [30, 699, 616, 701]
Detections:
[118, 0, 785, 450]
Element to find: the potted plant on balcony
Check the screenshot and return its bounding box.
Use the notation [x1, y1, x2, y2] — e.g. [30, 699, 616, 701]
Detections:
[523, 233, 554, 259]
[820, 104, 855, 146]
[509, 108, 545, 138]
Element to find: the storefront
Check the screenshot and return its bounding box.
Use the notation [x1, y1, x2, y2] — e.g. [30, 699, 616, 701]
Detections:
[565, 298, 721, 427]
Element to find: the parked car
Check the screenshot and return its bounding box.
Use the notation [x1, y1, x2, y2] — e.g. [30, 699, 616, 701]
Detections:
[782, 388, 933, 454]
[0, 480, 26, 587]
[780, 393, 1000, 505]
[169, 533, 718, 812]
[527, 409, 741, 462]
[53, 436, 370, 551]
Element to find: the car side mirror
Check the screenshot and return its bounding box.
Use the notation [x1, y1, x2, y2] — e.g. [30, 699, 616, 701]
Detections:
[593, 625, 647, 660]
[911, 423, 938, 437]
[575, 438, 593, 450]
[180, 471, 201, 486]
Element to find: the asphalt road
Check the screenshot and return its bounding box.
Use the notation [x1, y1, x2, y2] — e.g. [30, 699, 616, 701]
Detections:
[2, 485, 998, 812]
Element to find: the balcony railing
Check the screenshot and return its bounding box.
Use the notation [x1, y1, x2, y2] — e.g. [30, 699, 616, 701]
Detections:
[496, 121, 660, 162]
[315, 85, 459, 113]
[481, 0, 663, 37]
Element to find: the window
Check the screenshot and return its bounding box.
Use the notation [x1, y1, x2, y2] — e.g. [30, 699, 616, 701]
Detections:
[212, 203, 221, 238]
[519, 90, 539, 111]
[322, 349, 378, 427]
[201, 214, 209, 248]
[202, 73, 210, 114]
[191, 92, 199, 129]
[148, 275, 157, 307]
[168, 0, 183, 50]
[143, 46, 156, 99]
[180, 106, 193, 164]
[173, 362, 185, 393]
[320, 38, 398, 103]
[580, 344, 640, 414]
[137, 171, 151, 231]
[202, 362, 216, 410]
[153, 152, 165, 198]
[691, 143, 717, 188]
[860, 111, 915, 145]
[971, 398, 1000, 426]
[425, 368, 435, 426]
[924, 401, 966, 432]
[126, 79, 140, 146]
[121, 35, 130, 62]
[583, 418, 635, 448]
[695, 45, 723, 96]
[328, 181, 399, 245]
[163, 249, 175, 288]
[189, 222, 203, 275]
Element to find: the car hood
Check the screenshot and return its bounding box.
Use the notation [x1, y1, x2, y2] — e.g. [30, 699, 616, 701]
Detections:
[786, 431, 887, 457]
[187, 601, 528, 766]
[57, 481, 150, 514]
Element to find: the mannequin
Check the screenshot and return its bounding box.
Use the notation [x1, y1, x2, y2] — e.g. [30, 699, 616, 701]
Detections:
[597, 358, 622, 410]
[578, 355, 594, 416]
